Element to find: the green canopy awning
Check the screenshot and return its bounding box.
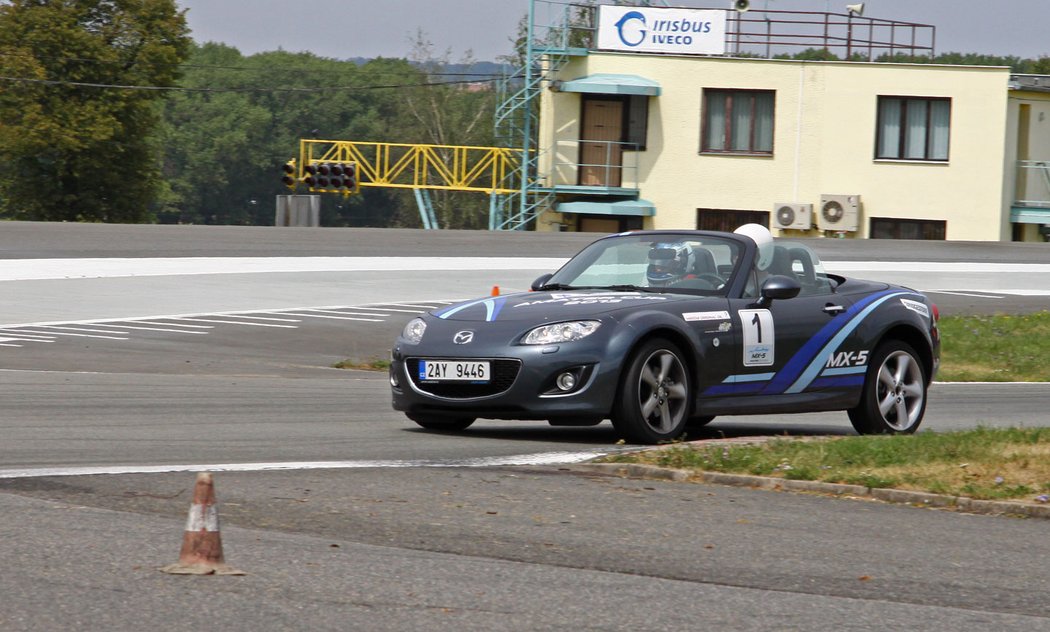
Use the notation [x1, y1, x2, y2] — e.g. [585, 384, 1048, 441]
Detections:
[1011, 207, 1050, 224]
[556, 198, 655, 217]
[557, 74, 661, 97]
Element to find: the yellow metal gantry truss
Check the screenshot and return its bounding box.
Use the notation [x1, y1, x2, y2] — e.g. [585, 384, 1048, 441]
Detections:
[296, 139, 522, 195]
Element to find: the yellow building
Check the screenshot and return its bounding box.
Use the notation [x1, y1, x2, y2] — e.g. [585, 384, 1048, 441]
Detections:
[537, 42, 1050, 241]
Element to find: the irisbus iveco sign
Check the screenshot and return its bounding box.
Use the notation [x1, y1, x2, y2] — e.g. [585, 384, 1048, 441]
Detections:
[597, 6, 727, 55]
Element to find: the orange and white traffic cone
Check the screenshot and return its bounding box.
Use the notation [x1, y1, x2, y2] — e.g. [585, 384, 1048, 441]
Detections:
[491, 285, 500, 296]
[160, 472, 245, 575]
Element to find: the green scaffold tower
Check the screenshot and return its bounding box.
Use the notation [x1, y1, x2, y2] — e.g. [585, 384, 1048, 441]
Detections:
[490, 0, 667, 230]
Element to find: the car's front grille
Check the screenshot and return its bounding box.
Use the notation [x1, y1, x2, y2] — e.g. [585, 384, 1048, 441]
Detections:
[406, 358, 521, 399]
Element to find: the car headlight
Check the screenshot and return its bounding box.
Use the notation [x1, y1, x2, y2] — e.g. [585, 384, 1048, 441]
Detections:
[522, 321, 600, 345]
[402, 317, 427, 344]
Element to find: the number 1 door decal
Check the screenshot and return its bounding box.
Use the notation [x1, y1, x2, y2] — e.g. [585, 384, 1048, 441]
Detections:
[739, 309, 774, 367]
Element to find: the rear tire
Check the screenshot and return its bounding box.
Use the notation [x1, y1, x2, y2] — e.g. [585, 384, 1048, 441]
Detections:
[611, 338, 691, 444]
[407, 414, 476, 431]
[848, 340, 927, 434]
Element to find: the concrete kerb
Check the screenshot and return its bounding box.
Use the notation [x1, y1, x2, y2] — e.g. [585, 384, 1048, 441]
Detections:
[574, 437, 1050, 520]
[576, 462, 1050, 519]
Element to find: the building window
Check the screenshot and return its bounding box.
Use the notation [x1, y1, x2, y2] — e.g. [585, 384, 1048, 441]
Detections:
[702, 89, 775, 154]
[876, 96, 951, 161]
[870, 217, 946, 240]
[696, 209, 769, 232]
[626, 95, 649, 150]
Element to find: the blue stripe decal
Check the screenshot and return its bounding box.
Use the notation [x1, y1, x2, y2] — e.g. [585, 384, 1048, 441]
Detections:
[821, 366, 867, 376]
[436, 297, 505, 322]
[488, 298, 505, 322]
[810, 375, 866, 389]
[703, 372, 773, 396]
[704, 382, 768, 396]
[783, 292, 908, 394]
[435, 297, 488, 319]
[705, 290, 919, 397]
[722, 372, 776, 383]
[757, 289, 899, 395]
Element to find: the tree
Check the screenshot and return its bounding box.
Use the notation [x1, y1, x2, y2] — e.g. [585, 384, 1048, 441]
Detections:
[400, 30, 499, 229]
[0, 0, 191, 222]
[158, 45, 428, 226]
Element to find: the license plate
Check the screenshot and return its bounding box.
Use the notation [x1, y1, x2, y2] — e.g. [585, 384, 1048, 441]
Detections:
[419, 360, 490, 382]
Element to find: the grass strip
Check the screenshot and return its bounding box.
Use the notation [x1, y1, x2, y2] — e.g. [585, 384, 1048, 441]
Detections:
[600, 427, 1050, 503]
[938, 311, 1050, 381]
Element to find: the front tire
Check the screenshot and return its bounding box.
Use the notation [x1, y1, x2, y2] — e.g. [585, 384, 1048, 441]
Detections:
[848, 341, 927, 434]
[406, 414, 476, 431]
[611, 338, 691, 444]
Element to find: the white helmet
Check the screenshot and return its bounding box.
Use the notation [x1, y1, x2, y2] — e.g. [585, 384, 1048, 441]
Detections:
[734, 223, 775, 270]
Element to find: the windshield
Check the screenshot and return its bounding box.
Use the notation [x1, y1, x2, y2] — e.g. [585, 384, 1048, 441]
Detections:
[545, 233, 743, 295]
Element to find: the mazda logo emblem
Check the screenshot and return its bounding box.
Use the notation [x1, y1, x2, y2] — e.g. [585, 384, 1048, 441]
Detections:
[453, 330, 474, 344]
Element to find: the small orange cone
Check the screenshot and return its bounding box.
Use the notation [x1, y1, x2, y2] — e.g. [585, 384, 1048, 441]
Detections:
[491, 285, 500, 296]
[160, 472, 245, 575]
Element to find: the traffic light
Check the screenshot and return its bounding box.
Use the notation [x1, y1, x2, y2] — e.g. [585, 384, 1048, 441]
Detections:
[281, 160, 297, 189]
[302, 161, 359, 193]
[315, 162, 331, 189]
[303, 163, 317, 188]
[327, 162, 358, 193]
[342, 163, 358, 193]
[329, 163, 345, 188]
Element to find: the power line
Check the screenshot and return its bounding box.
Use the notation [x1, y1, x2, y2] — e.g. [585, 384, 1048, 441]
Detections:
[0, 49, 511, 78]
[0, 74, 509, 93]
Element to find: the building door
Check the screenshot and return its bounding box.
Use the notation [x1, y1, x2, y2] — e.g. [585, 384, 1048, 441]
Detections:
[580, 98, 623, 187]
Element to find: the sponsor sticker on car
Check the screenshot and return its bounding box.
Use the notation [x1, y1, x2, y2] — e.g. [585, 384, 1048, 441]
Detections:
[682, 310, 730, 322]
[900, 298, 930, 319]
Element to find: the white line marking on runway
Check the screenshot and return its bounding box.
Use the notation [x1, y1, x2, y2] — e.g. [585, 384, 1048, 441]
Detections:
[0, 256, 570, 281]
[0, 452, 609, 479]
[37, 325, 130, 335]
[2, 328, 128, 340]
[88, 323, 210, 334]
[926, 290, 1005, 298]
[174, 317, 297, 328]
[278, 312, 384, 322]
[333, 306, 427, 314]
[218, 315, 302, 322]
[299, 308, 392, 317]
[128, 320, 214, 329]
[0, 331, 57, 340]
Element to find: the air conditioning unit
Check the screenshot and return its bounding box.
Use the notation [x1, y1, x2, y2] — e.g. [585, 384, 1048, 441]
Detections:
[818, 194, 861, 232]
[772, 202, 813, 230]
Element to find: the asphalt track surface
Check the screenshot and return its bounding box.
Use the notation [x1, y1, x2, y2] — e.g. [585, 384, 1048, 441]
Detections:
[2, 223, 1050, 631]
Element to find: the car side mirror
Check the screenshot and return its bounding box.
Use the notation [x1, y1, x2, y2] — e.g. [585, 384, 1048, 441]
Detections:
[755, 275, 801, 307]
[531, 273, 554, 291]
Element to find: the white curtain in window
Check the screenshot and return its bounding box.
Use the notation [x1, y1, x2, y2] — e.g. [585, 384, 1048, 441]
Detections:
[929, 100, 950, 160]
[730, 93, 752, 151]
[904, 100, 927, 159]
[705, 92, 727, 151]
[754, 92, 774, 152]
[878, 98, 901, 158]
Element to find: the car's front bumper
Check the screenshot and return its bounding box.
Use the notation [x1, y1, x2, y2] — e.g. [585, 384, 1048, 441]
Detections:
[389, 341, 618, 420]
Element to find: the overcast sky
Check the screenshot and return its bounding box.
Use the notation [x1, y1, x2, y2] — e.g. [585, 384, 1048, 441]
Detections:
[176, 0, 1050, 63]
